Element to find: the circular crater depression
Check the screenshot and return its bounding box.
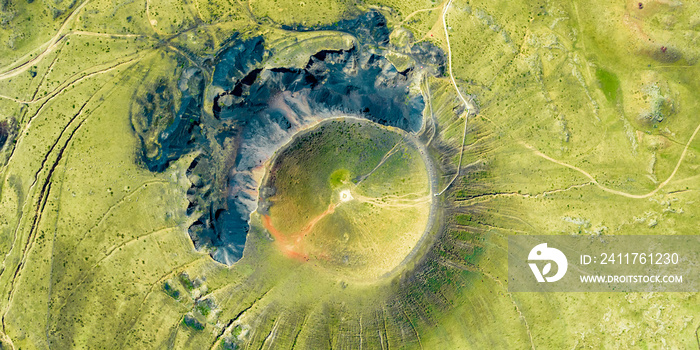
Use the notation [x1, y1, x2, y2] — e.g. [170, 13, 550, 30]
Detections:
[258, 118, 432, 279]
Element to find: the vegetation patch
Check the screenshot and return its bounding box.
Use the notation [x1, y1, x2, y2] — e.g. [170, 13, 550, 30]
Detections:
[329, 168, 351, 188]
[596, 68, 621, 103]
[182, 314, 205, 331]
[163, 281, 181, 300]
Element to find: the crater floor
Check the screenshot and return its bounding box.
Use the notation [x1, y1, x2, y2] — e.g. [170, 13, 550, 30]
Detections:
[259, 118, 432, 280]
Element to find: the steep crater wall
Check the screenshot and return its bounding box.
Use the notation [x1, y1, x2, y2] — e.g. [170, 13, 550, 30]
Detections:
[130, 11, 445, 265]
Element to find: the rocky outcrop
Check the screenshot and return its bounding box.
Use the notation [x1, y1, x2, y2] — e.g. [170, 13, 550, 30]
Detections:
[131, 11, 446, 265]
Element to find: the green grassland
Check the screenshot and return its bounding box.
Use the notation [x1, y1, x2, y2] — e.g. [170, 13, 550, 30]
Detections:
[265, 119, 402, 233]
[250, 0, 353, 27]
[0, 0, 698, 349]
[417, 0, 700, 348]
[263, 119, 431, 279]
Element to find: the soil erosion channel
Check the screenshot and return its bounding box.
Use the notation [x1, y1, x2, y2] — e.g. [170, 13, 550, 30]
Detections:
[258, 118, 433, 280]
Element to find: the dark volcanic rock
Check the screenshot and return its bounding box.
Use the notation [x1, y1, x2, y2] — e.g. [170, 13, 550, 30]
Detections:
[215, 48, 426, 131]
[282, 10, 391, 47]
[132, 11, 446, 265]
[0, 121, 8, 149]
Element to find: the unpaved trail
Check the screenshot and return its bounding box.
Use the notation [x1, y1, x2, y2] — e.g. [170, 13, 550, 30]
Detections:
[435, 0, 478, 196]
[261, 202, 337, 261]
[354, 193, 431, 209]
[522, 117, 700, 199]
[399, 5, 443, 26]
[354, 140, 404, 185]
[0, 1, 90, 80]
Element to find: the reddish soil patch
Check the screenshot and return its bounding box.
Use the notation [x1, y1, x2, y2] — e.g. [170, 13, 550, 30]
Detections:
[262, 202, 338, 261]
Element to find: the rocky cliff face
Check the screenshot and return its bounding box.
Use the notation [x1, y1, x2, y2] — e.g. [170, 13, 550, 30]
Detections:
[130, 11, 445, 265]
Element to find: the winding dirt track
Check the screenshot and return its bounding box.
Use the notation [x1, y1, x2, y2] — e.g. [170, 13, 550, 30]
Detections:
[261, 203, 337, 261]
[0, 1, 90, 80]
[436, 0, 478, 196]
[522, 117, 700, 199]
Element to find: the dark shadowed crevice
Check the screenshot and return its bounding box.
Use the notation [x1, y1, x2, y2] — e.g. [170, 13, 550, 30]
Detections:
[130, 10, 446, 265]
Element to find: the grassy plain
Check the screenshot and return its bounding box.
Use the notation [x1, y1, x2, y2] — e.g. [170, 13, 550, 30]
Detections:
[411, 0, 700, 348]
